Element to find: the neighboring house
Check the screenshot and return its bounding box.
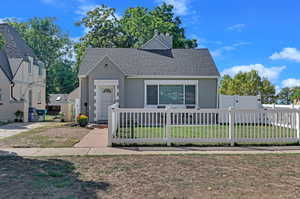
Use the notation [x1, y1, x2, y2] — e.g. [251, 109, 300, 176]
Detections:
[47, 88, 80, 121]
[78, 33, 220, 122]
[47, 94, 69, 115]
[0, 23, 46, 122]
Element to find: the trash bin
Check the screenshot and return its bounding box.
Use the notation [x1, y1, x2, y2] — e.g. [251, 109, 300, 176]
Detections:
[36, 109, 47, 121]
[28, 107, 37, 122]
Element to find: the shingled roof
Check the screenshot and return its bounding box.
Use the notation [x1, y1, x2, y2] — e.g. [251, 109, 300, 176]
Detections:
[0, 23, 38, 81]
[79, 48, 220, 77]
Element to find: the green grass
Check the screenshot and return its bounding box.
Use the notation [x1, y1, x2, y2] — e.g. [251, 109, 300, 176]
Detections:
[115, 125, 297, 139]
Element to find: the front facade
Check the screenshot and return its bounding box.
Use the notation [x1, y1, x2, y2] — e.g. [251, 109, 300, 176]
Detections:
[0, 24, 46, 122]
[79, 33, 220, 122]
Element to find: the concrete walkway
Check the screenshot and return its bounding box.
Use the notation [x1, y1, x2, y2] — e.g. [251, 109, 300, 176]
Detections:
[74, 128, 107, 148]
[1, 146, 300, 157]
[0, 122, 52, 139]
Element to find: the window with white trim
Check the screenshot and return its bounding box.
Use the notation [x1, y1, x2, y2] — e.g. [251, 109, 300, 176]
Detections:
[145, 80, 197, 107]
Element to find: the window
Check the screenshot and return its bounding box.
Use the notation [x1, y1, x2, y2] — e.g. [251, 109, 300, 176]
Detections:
[146, 85, 158, 105]
[159, 85, 184, 104]
[28, 60, 32, 74]
[145, 80, 197, 106]
[28, 90, 32, 107]
[38, 65, 43, 76]
[38, 90, 41, 104]
[0, 88, 2, 102]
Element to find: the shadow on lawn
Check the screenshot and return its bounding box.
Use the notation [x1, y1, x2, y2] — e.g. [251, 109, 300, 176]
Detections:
[0, 151, 109, 199]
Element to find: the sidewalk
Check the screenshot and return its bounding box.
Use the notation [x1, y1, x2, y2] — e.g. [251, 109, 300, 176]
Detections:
[0, 122, 53, 139]
[1, 146, 300, 157]
[74, 128, 107, 148]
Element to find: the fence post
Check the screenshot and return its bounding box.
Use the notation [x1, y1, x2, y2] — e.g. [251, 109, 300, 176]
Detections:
[107, 105, 113, 147]
[296, 108, 300, 145]
[228, 106, 235, 146]
[166, 107, 171, 146]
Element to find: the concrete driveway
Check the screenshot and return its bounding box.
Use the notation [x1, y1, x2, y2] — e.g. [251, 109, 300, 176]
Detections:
[0, 122, 52, 139]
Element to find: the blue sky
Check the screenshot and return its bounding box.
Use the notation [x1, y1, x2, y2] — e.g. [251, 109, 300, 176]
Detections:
[1, 0, 300, 91]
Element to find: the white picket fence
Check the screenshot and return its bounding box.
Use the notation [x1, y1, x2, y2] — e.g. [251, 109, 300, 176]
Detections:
[108, 104, 300, 146]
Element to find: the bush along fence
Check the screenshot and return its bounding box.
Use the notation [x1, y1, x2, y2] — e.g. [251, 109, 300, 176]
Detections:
[108, 104, 300, 146]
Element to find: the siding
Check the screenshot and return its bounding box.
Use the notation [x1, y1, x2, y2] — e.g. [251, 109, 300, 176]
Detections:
[85, 56, 125, 122]
[124, 78, 218, 109]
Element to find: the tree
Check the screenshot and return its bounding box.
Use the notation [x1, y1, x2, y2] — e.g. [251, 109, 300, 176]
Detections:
[0, 33, 4, 49]
[291, 87, 300, 103]
[48, 59, 77, 94]
[75, 3, 197, 67]
[219, 70, 276, 104]
[6, 17, 76, 95]
[276, 87, 293, 104]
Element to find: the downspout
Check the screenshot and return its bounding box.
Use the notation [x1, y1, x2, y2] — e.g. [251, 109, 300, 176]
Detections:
[10, 82, 17, 101]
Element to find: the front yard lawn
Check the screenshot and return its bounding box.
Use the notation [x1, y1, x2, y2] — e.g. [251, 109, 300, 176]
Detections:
[0, 123, 91, 148]
[0, 154, 299, 198]
[116, 125, 297, 139]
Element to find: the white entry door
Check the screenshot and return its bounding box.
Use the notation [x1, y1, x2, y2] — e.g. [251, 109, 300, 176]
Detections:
[99, 87, 115, 120]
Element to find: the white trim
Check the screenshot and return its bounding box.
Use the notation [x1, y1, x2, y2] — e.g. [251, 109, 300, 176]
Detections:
[94, 80, 119, 86]
[94, 80, 119, 121]
[145, 80, 198, 85]
[144, 80, 198, 108]
[128, 75, 219, 79]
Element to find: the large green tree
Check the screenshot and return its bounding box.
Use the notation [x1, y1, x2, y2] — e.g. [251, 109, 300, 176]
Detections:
[219, 70, 276, 104]
[5, 17, 76, 95]
[277, 87, 300, 104]
[75, 3, 197, 67]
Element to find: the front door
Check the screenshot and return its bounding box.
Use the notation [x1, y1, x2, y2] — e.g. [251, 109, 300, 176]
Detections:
[99, 87, 115, 120]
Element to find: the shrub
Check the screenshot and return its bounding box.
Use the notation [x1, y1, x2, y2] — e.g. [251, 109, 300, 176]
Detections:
[77, 114, 88, 127]
[14, 110, 24, 122]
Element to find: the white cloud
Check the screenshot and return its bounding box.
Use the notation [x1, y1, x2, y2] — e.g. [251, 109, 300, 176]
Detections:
[227, 24, 245, 32]
[222, 64, 286, 81]
[211, 42, 250, 57]
[0, 17, 19, 23]
[158, 0, 190, 15]
[270, 47, 300, 62]
[282, 78, 300, 87]
[75, 4, 100, 16]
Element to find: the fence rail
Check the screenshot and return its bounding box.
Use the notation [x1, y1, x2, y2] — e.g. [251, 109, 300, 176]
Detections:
[108, 105, 300, 146]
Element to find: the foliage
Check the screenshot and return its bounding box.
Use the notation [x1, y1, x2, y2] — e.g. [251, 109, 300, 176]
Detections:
[219, 70, 276, 104]
[75, 3, 197, 68]
[77, 114, 89, 127]
[0, 33, 5, 49]
[14, 110, 24, 122]
[291, 87, 300, 103]
[59, 112, 65, 122]
[276, 87, 300, 104]
[276, 87, 293, 104]
[48, 59, 77, 94]
[5, 17, 77, 95]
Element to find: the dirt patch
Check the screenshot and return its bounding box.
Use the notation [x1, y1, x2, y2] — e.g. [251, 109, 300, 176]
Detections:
[0, 126, 91, 148]
[0, 154, 299, 199]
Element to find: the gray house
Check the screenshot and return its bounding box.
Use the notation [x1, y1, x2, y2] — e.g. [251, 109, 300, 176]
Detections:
[78, 33, 220, 122]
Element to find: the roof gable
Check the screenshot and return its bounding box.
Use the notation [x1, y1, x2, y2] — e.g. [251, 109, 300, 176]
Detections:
[0, 50, 13, 82]
[0, 23, 38, 76]
[140, 33, 173, 50]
